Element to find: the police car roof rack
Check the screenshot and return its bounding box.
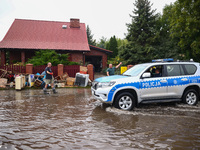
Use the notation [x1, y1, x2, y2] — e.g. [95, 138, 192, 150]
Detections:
[152, 58, 174, 63]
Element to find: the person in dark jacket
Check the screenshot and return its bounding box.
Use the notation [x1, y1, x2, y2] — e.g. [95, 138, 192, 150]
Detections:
[43, 62, 57, 94]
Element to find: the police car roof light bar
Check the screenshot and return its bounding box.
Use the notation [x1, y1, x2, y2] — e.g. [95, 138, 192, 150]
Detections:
[152, 58, 174, 63]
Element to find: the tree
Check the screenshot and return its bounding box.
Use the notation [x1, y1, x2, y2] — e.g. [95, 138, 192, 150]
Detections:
[106, 36, 118, 58]
[120, 0, 158, 64]
[169, 0, 200, 61]
[96, 36, 108, 49]
[116, 38, 128, 49]
[86, 25, 96, 46]
[152, 5, 181, 59]
[28, 50, 79, 66]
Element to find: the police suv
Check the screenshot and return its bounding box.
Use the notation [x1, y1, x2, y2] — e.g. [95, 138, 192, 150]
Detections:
[91, 59, 200, 110]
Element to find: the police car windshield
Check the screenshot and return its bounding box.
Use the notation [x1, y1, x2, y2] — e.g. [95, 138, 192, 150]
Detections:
[123, 64, 148, 77]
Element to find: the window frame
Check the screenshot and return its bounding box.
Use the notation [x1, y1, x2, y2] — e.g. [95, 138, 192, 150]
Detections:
[164, 64, 184, 77]
[181, 64, 197, 75]
[141, 65, 165, 78]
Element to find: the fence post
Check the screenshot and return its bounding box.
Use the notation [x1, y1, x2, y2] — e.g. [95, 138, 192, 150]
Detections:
[127, 65, 134, 70]
[26, 64, 33, 74]
[87, 64, 94, 81]
[58, 64, 63, 76]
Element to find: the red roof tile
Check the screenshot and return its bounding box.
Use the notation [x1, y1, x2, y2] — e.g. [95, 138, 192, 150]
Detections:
[0, 19, 90, 51]
[89, 45, 112, 54]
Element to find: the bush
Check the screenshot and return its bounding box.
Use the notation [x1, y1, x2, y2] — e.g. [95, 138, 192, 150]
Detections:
[67, 61, 80, 65]
[27, 50, 79, 66]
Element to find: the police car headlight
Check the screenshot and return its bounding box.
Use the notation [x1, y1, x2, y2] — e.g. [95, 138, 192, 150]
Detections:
[97, 82, 116, 89]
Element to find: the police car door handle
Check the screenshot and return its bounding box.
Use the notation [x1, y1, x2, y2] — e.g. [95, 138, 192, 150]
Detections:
[160, 80, 167, 83]
[181, 78, 188, 81]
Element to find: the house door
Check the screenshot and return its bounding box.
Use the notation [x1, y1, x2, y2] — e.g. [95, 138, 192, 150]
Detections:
[85, 56, 102, 72]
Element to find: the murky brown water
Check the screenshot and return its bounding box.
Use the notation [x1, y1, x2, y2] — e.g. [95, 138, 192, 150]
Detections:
[0, 88, 200, 150]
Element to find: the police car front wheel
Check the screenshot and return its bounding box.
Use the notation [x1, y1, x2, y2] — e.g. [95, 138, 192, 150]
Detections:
[114, 92, 135, 111]
[183, 89, 199, 106]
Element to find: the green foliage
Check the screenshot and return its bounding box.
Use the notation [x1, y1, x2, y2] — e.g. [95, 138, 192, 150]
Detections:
[116, 38, 128, 49]
[119, 0, 187, 65]
[27, 50, 78, 66]
[95, 0, 200, 65]
[67, 61, 80, 65]
[86, 25, 96, 46]
[96, 37, 128, 64]
[96, 36, 108, 49]
[168, 0, 200, 61]
[108, 56, 124, 66]
[126, 0, 157, 45]
[152, 5, 181, 60]
[106, 36, 118, 58]
[96, 37, 128, 56]
[120, 0, 158, 64]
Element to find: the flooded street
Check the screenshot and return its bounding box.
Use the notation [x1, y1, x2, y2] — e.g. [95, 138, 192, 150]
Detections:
[0, 88, 200, 150]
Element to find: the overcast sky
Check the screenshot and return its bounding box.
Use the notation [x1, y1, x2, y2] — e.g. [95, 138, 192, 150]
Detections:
[0, 0, 176, 42]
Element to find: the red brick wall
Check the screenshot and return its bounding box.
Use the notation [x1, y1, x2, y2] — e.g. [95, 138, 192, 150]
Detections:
[26, 64, 33, 74]
[70, 19, 80, 28]
[87, 64, 94, 81]
[70, 52, 83, 63]
[85, 48, 108, 69]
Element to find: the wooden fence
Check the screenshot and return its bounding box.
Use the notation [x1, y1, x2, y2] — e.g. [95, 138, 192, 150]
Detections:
[0, 64, 80, 78]
[33, 65, 46, 75]
[33, 65, 58, 77]
[63, 65, 80, 77]
[0, 65, 26, 74]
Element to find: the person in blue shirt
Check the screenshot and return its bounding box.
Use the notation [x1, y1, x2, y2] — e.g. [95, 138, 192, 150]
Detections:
[43, 62, 57, 94]
[107, 62, 122, 76]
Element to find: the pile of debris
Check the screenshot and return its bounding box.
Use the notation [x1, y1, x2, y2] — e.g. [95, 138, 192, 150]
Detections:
[0, 78, 8, 88]
[0, 66, 91, 90]
[53, 66, 90, 87]
[0, 69, 15, 88]
[55, 72, 76, 87]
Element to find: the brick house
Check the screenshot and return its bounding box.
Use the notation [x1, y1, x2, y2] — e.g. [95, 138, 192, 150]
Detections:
[0, 18, 112, 71]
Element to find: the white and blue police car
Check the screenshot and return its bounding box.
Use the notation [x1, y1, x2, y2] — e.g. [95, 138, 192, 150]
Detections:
[91, 59, 200, 110]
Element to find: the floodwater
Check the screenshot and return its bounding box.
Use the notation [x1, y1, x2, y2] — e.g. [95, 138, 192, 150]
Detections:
[0, 88, 200, 150]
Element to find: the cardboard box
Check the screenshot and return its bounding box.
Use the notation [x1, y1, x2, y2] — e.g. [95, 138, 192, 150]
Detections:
[80, 66, 88, 72]
[66, 77, 75, 86]
[0, 78, 8, 87]
[62, 72, 69, 80]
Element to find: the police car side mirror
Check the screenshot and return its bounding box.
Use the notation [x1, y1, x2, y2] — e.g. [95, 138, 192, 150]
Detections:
[142, 72, 151, 78]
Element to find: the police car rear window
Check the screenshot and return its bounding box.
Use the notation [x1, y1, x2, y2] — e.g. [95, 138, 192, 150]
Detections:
[166, 65, 183, 76]
[182, 64, 197, 75]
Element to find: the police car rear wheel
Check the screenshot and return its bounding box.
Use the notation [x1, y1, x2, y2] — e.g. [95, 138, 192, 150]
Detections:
[183, 89, 198, 106]
[114, 92, 135, 111]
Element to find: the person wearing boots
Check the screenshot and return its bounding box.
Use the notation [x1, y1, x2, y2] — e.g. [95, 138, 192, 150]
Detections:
[43, 62, 57, 94]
